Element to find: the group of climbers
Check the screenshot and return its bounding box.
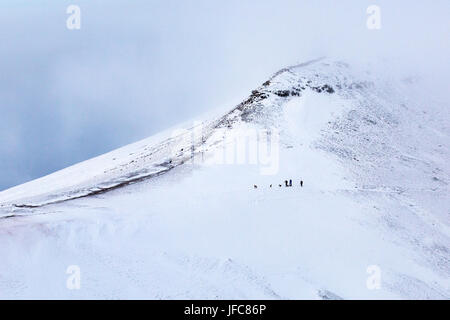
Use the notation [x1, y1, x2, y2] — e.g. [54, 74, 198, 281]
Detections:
[254, 179, 303, 189]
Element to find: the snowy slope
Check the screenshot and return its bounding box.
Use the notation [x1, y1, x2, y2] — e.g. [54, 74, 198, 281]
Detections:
[0, 58, 449, 299]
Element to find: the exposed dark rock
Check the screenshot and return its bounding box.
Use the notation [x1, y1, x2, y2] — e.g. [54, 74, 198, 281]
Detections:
[237, 90, 269, 111]
[274, 90, 291, 97]
[307, 83, 334, 94]
[322, 84, 335, 93]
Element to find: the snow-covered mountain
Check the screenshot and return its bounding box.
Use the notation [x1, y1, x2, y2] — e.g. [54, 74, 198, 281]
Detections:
[0, 58, 449, 299]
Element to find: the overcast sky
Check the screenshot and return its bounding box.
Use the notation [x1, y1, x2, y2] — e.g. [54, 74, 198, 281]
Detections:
[0, 0, 449, 191]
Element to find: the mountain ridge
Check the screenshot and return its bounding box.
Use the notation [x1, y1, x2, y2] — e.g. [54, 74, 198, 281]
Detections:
[0, 58, 351, 211]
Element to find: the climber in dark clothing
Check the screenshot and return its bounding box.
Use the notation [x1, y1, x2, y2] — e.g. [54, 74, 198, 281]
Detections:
[285, 180, 288, 187]
[289, 179, 292, 187]
[300, 180, 303, 187]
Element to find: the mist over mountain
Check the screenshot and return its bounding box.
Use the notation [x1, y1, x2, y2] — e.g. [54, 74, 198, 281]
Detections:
[1, 0, 449, 191]
[1, 58, 448, 299]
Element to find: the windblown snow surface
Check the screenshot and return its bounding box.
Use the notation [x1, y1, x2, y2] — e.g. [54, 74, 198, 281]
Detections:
[0, 58, 449, 299]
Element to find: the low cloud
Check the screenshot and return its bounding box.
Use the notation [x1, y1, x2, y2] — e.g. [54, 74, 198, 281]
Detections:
[0, 0, 448, 190]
